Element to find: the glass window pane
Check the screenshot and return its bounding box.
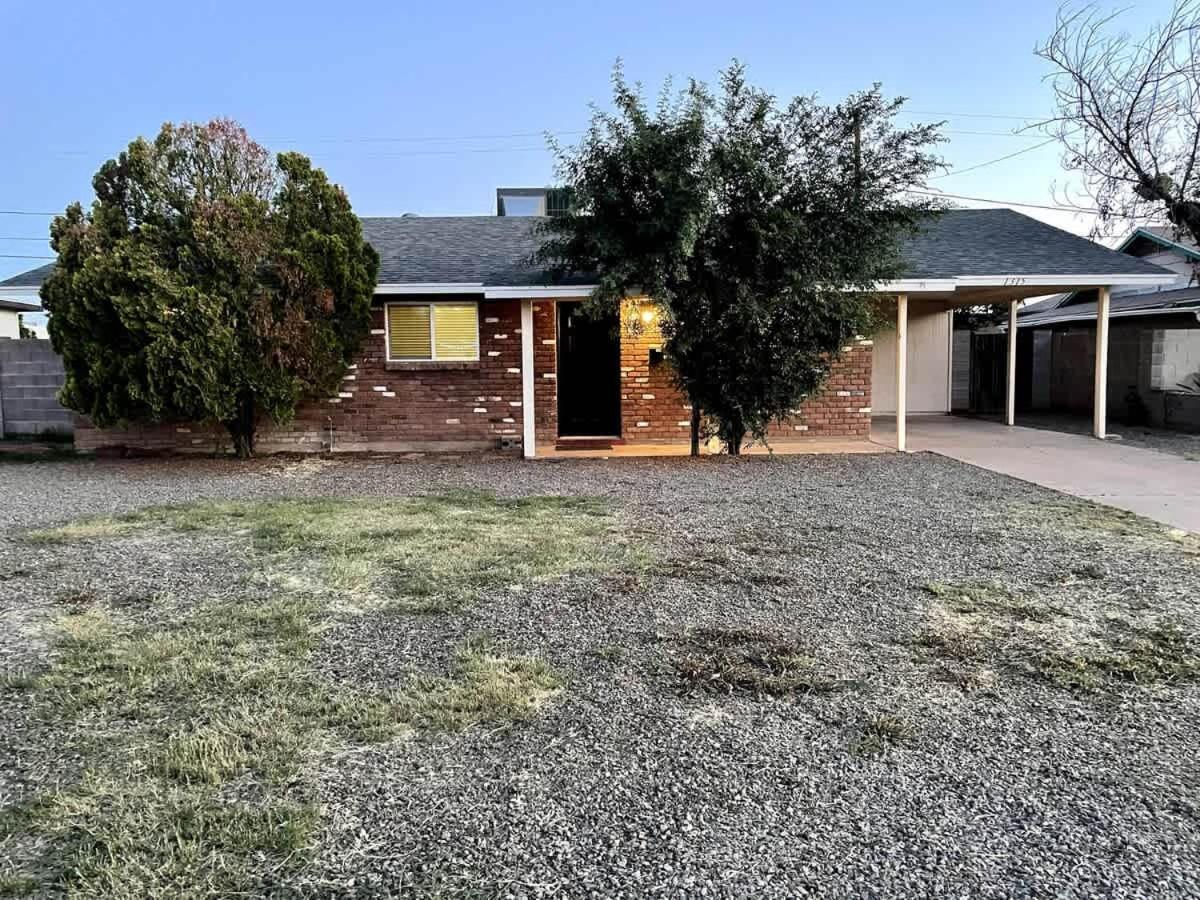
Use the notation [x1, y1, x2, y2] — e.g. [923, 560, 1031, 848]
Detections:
[388, 305, 431, 359]
[433, 304, 479, 360]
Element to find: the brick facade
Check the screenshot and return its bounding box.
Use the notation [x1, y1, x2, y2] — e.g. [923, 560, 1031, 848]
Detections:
[74, 296, 874, 454]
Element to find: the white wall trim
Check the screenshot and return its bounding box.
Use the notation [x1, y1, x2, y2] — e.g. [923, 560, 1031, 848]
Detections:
[520, 300, 536, 458]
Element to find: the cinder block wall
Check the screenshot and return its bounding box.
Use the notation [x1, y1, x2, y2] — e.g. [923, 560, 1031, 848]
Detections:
[0, 339, 73, 437]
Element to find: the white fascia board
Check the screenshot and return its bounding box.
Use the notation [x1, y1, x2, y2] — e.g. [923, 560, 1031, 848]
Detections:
[876, 279, 957, 293]
[375, 283, 485, 295]
[0, 287, 42, 301]
[953, 273, 1177, 288]
[483, 285, 596, 299]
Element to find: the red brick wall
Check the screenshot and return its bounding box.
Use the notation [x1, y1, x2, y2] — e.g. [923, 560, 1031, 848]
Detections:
[532, 301, 558, 445]
[76, 299, 527, 454]
[619, 305, 692, 441]
[72, 296, 874, 454]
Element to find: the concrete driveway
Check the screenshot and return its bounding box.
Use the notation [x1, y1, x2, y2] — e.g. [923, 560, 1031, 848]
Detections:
[872, 416, 1200, 533]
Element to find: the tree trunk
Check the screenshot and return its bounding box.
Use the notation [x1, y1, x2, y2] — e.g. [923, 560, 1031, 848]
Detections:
[724, 418, 746, 456]
[224, 394, 257, 459]
[689, 404, 702, 457]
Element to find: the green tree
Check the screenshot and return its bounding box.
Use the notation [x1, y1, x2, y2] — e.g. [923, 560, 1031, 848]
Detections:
[41, 119, 379, 457]
[539, 63, 943, 454]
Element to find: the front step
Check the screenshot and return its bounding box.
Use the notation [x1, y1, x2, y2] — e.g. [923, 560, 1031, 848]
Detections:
[555, 437, 621, 452]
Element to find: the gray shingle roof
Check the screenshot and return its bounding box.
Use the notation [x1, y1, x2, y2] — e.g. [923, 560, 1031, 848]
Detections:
[899, 209, 1170, 279]
[0, 263, 55, 289]
[1017, 285, 1200, 327]
[1, 209, 1171, 290]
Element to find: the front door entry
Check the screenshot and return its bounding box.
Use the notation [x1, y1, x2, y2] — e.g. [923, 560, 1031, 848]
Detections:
[556, 302, 621, 437]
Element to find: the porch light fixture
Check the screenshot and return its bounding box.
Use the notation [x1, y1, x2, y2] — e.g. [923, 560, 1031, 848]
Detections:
[641, 308, 656, 324]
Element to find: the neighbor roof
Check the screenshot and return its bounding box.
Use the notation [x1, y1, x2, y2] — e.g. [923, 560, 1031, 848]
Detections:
[1017, 285, 1200, 328]
[0, 297, 41, 312]
[0, 208, 1171, 292]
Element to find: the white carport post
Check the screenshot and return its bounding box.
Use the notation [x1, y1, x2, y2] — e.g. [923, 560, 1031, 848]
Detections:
[1005, 299, 1018, 426]
[520, 299, 536, 458]
[1093, 286, 1111, 439]
[895, 293, 908, 452]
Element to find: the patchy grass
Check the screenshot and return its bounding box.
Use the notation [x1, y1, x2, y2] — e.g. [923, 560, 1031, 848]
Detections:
[3, 592, 562, 895]
[924, 580, 1059, 622]
[1035, 620, 1200, 691]
[400, 635, 563, 732]
[1011, 498, 1200, 556]
[672, 626, 847, 697]
[851, 714, 915, 756]
[916, 579, 1200, 693]
[27, 492, 646, 612]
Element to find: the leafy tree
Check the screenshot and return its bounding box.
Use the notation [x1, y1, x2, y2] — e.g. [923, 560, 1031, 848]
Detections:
[41, 119, 379, 457]
[1037, 1, 1200, 249]
[539, 63, 942, 454]
[17, 315, 36, 339]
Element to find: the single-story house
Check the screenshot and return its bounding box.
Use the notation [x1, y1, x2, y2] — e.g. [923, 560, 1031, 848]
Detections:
[0, 198, 1176, 455]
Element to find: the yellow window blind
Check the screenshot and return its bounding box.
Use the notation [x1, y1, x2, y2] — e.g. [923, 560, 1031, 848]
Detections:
[433, 304, 479, 359]
[388, 305, 431, 359]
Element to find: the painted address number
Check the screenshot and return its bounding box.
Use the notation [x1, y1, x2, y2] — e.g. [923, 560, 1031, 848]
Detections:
[1002, 277, 1028, 286]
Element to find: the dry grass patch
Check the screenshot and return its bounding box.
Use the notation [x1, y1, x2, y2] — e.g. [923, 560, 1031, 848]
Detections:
[400, 635, 563, 732]
[1010, 498, 1200, 556]
[673, 626, 848, 697]
[851, 713, 915, 756]
[915, 579, 1200, 694]
[27, 492, 646, 613]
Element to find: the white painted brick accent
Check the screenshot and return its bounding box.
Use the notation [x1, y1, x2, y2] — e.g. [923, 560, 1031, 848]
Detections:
[677, 420, 689, 427]
[494, 334, 508, 339]
[476, 396, 487, 402]
[542, 339, 556, 345]
[859, 407, 872, 413]
[634, 377, 649, 384]
[489, 396, 503, 401]
[338, 392, 353, 399]
[509, 400, 521, 407]
[543, 373, 556, 379]
[372, 386, 387, 392]
[328, 398, 341, 404]
[445, 418, 461, 425]
[484, 316, 500, 323]
[858, 339, 873, 346]
[370, 329, 385, 335]
[175, 427, 191, 434]
[343, 374, 356, 381]
[502, 417, 515, 423]
[794, 424, 809, 431]
[636, 421, 649, 427]
[642, 393, 655, 399]
[382, 391, 395, 398]
[506, 367, 520, 374]
[487, 351, 501, 357]
[474, 407, 487, 413]
[836, 390, 850, 397]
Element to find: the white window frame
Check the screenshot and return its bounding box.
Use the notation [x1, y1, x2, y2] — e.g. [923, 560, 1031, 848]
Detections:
[384, 300, 481, 363]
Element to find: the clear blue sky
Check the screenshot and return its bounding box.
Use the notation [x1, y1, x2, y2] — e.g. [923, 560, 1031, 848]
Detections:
[0, 0, 1176, 283]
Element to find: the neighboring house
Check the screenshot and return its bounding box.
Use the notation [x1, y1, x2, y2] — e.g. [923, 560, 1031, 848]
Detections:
[0, 298, 42, 340]
[1011, 225, 1200, 431]
[0, 198, 1174, 455]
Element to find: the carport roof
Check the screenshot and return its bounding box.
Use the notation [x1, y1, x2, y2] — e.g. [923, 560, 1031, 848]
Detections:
[0, 208, 1174, 295]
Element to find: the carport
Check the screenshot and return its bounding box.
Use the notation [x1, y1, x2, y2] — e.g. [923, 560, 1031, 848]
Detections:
[885, 210, 1176, 451]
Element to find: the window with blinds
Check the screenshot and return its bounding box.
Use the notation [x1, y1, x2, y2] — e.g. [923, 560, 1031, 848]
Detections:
[386, 302, 479, 361]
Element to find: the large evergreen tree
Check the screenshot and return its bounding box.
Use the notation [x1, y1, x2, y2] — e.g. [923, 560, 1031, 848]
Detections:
[41, 119, 379, 457]
[539, 63, 943, 453]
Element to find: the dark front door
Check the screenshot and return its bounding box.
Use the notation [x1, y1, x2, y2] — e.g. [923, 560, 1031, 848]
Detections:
[557, 302, 621, 436]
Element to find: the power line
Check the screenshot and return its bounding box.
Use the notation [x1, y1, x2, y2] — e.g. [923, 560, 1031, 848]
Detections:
[0, 210, 58, 217]
[910, 187, 1100, 214]
[906, 109, 1044, 121]
[0, 237, 51, 241]
[0, 254, 54, 260]
[932, 137, 1059, 179]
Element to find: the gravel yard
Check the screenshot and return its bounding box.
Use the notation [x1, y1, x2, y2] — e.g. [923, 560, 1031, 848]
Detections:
[1, 452, 1199, 898]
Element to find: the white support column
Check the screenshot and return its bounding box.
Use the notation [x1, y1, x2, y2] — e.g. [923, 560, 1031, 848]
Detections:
[1005, 299, 1018, 426]
[1094, 285, 1111, 439]
[895, 294, 908, 452]
[520, 300, 536, 458]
